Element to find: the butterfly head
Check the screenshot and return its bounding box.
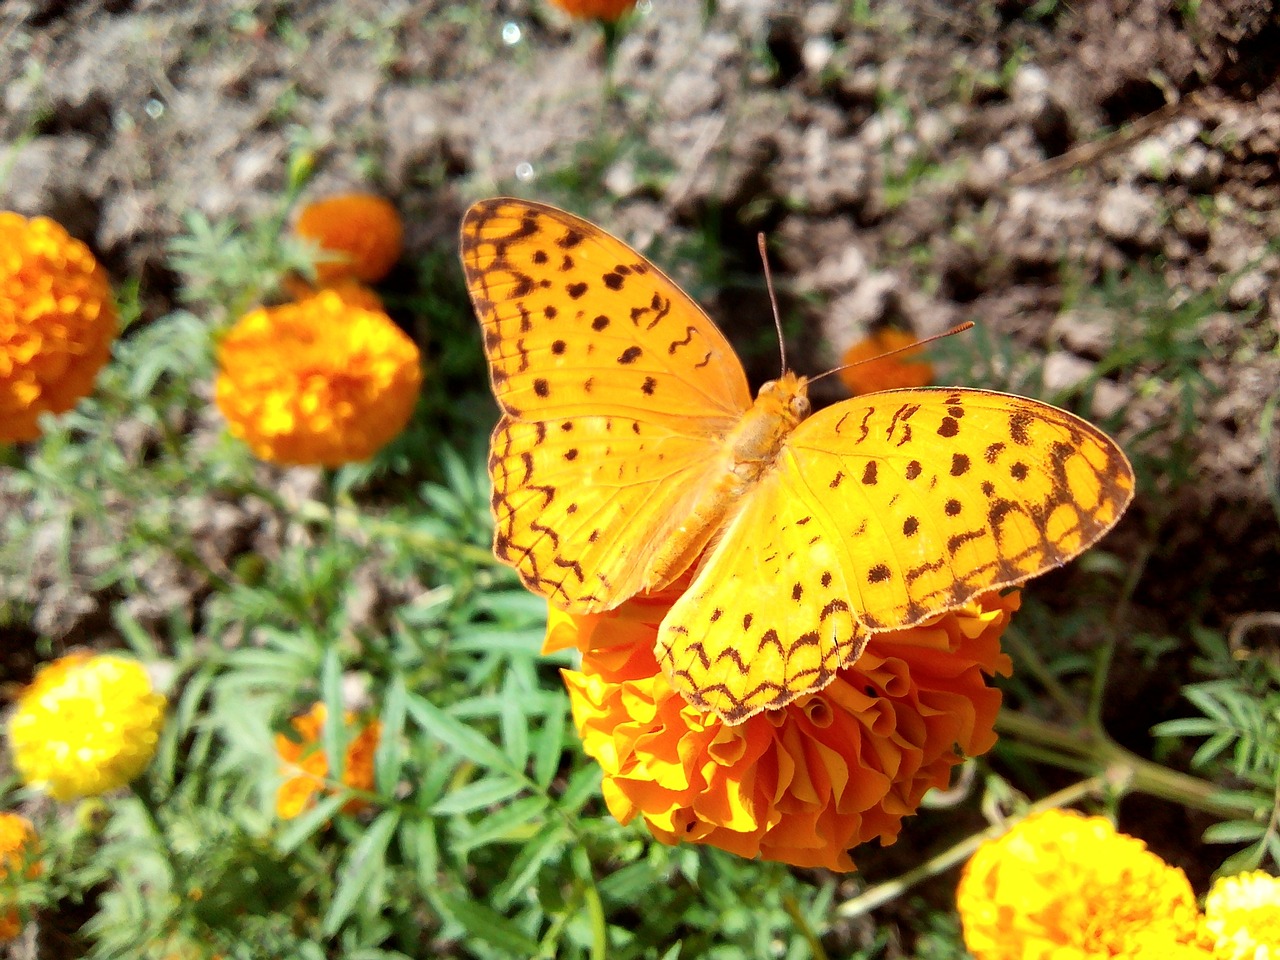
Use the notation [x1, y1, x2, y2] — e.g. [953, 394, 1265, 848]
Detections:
[755, 371, 811, 429]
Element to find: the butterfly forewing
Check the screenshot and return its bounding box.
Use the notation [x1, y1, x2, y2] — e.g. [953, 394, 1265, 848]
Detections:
[780, 388, 1135, 630]
[461, 199, 750, 423]
[462, 199, 752, 612]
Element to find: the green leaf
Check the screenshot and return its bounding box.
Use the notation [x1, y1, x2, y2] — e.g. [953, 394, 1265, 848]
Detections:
[323, 810, 400, 935]
[559, 764, 602, 814]
[429, 776, 526, 816]
[112, 604, 160, 659]
[450, 629, 548, 657]
[493, 823, 567, 910]
[533, 702, 568, 789]
[472, 590, 549, 624]
[375, 675, 408, 796]
[433, 893, 540, 956]
[399, 818, 439, 893]
[571, 844, 608, 960]
[1192, 732, 1236, 767]
[1217, 842, 1267, 877]
[321, 645, 348, 782]
[598, 861, 661, 905]
[1151, 718, 1217, 738]
[501, 679, 531, 769]
[454, 795, 549, 851]
[406, 694, 521, 776]
[275, 793, 349, 855]
[1203, 819, 1266, 844]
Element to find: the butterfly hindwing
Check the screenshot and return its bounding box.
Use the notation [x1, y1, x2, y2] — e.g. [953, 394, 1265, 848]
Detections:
[657, 461, 868, 722]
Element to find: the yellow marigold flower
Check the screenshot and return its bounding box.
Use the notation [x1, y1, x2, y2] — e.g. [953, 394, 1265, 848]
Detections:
[956, 808, 1205, 959]
[215, 291, 422, 466]
[548, 0, 637, 20]
[550, 585, 1015, 871]
[0, 812, 39, 942]
[275, 702, 382, 819]
[838, 327, 933, 396]
[8, 653, 166, 801]
[0, 211, 118, 442]
[294, 193, 403, 284]
[281, 274, 385, 312]
[1203, 870, 1280, 960]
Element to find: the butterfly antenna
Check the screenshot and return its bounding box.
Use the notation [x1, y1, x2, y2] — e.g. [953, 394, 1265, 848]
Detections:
[808, 322, 976, 386]
[758, 233, 787, 375]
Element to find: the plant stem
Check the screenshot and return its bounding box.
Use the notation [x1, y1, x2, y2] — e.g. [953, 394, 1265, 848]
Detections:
[783, 893, 830, 960]
[996, 710, 1265, 821]
[834, 777, 1107, 919]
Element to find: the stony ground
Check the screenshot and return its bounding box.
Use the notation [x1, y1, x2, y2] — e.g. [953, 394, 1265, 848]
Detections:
[1, 0, 1278, 940]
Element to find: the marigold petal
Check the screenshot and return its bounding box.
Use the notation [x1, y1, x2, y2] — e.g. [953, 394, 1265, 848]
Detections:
[215, 291, 421, 466]
[956, 809, 1205, 959]
[557, 589, 1016, 871]
[273, 702, 381, 820]
[294, 194, 403, 284]
[0, 212, 117, 442]
[547, 0, 637, 20]
[1203, 870, 1280, 960]
[0, 812, 37, 942]
[838, 327, 933, 396]
[8, 653, 165, 800]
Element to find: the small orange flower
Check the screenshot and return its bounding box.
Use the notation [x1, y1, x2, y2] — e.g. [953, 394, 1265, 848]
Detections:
[0, 212, 118, 442]
[0, 812, 39, 942]
[550, 586, 1014, 871]
[838, 327, 933, 396]
[294, 194, 403, 285]
[547, 0, 637, 20]
[275, 702, 382, 819]
[215, 291, 421, 466]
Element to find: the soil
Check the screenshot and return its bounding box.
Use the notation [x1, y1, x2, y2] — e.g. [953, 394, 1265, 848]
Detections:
[1, 0, 1279, 953]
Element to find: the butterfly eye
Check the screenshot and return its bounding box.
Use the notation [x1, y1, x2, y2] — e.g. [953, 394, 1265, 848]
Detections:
[789, 396, 811, 420]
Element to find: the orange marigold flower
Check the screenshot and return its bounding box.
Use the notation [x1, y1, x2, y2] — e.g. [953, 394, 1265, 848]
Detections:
[547, 0, 637, 20]
[1202, 870, 1280, 960]
[215, 291, 421, 466]
[8, 652, 166, 800]
[551, 587, 1015, 871]
[294, 193, 403, 284]
[281, 274, 384, 312]
[0, 812, 39, 942]
[838, 327, 933, 396]
[956, 808, 1206, 959]
[0, 211, 118, 442]
[275, 702, 382, 820]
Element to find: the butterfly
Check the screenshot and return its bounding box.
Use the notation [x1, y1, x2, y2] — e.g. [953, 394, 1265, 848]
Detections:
[460, 198, 1135, 724]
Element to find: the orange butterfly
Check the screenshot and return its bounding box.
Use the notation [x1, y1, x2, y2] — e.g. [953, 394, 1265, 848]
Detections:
[461, 198, 1134, 723]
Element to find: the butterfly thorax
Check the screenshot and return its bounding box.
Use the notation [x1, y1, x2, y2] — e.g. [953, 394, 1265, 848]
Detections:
[639, 372, 810, 594]
[726, 371, 811, 477]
